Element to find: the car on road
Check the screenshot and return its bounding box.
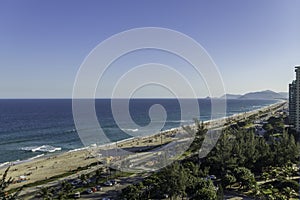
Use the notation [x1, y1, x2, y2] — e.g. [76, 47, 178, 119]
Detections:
[110, 179, 117, 185]
[71, 179, 82, 186]
[103, 181, 113, 186]
[85, 188, 93, 194]
[91, 187, 97, 192]
[73, 192, 80, 198]
[96, 185, 103, 191]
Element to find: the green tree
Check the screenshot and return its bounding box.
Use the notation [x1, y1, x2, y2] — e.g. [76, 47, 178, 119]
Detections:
[278, 179, 300, 192]
[38, 187, 53, 200]
[143, 174, 161, 199]
[282, 187, 296, 199]
[234, 167, 256, 190]
[206, 130, 236, 173]
[57, 181, 73, 199]
[0, 167, 22, 200]
[217, 184, 224, 200]
[183, 119, 207, 153]
[95, 167, 103, 184]
[263, 123, 273, 133]
[271, 131, 300, 166]
[79, 174, 87, 182]
[159, 162, 189, 199]
[191, 179, 217, 200]
[121, 184, 140, 200]
[254, 137, 272, 173]
[184, 162, 200, 177]
[222, 173, 236, 189]
[193, 188, 216, 200]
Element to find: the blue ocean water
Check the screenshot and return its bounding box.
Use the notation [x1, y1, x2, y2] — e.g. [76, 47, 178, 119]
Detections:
[0, 99, 277, 164]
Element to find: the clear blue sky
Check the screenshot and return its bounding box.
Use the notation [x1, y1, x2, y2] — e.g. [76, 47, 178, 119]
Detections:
[0, 0, 299, 98]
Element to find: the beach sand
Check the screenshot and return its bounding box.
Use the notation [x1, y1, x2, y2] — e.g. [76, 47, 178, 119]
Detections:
[0, 150, 97, 189]
[0, 128, 178, 190]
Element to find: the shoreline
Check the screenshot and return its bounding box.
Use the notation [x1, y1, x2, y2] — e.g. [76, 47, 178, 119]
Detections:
[0, 100, 285, 170]
[0, 101, 286, 190]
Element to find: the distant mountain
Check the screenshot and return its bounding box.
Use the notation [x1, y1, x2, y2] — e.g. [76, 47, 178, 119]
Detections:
[220, 94, 242, 99]
[278, 92, 288, 99]
[219, 90, 287, 100]
[239, 90, 285, 100]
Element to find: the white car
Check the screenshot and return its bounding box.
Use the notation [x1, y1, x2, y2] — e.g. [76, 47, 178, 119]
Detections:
[74, 192, 80, 198]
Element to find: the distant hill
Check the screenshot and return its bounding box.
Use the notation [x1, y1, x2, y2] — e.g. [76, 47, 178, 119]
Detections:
[220, 94, 242, 99]
[219, 90, 287, 100]
[278, 92, 288, 99]
[239, 90, 285, 100]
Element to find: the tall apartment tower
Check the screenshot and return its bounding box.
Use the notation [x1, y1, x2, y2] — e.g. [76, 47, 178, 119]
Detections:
[289, 80, 296, 126]
[289, 66, 300, 132]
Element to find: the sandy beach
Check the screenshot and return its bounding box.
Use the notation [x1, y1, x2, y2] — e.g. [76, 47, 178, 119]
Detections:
[0, 101, 286, 190]
[0, 126, 179, 190]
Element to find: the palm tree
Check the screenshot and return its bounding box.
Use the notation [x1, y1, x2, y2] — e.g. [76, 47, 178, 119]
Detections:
[95, 168, 103, 184]
[144, 173, 162, 199]
[58, 181, 73, 199]
[38, 187, 53, 200]
[0, 167, 13, 199]
[182, 119, 207, 153]
[282, 187, 296, 199]
[0, 167, 22, 200]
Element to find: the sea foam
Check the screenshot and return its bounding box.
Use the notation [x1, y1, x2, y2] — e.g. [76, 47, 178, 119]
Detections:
[21, 145, 62, 153]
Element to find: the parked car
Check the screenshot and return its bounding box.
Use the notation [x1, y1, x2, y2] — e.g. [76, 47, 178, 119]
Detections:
[103, 181, 113, 186]
[208, 175, 217, 180]
[73, 192, 80, 198]
[85, 188, 93, 194]
[82, 180, 88, 185]
[91, 187, 97, 192]
[87, 178, 92, 183]
[71, 179, 82, 186]
[96, 185, 103, 191]
[110, 179, 117, 185]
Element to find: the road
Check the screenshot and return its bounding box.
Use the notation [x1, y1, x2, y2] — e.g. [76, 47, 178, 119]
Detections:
[79, 174, 145, 200]
[18, 164, 101, 199]
[224, 192, 255, 200]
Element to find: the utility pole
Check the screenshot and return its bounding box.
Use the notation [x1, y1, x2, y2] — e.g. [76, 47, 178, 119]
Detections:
[160, 129, 163, 147]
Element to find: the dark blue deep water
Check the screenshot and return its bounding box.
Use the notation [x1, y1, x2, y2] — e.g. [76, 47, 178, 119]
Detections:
[0, 99, 277, 164]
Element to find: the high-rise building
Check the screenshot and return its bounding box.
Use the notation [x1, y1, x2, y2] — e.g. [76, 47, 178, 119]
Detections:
[289, 66, 300, 132]
[289, 80, 296, 125]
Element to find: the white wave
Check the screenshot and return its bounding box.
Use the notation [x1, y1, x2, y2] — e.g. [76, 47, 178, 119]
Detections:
[252, 105, 262, 108]
[90, 143, 97, 147]
[65, 129, 76, 133]
[0, 162, 10, 168]
[122, 128, 139, 132]
[27, 154, 45, 160]
[68, 146, 89, 153]
[21, 145, 62, 153]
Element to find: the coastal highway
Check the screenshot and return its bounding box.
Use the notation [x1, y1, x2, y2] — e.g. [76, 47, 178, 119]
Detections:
[18, 164, 102, 199]
[79, 174, 146, 200]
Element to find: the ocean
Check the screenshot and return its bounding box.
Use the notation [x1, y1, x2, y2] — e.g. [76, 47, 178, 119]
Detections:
[0, 99, 277, 165]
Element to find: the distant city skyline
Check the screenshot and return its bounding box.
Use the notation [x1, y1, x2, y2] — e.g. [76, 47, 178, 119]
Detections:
[0, 0, 299, 98]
